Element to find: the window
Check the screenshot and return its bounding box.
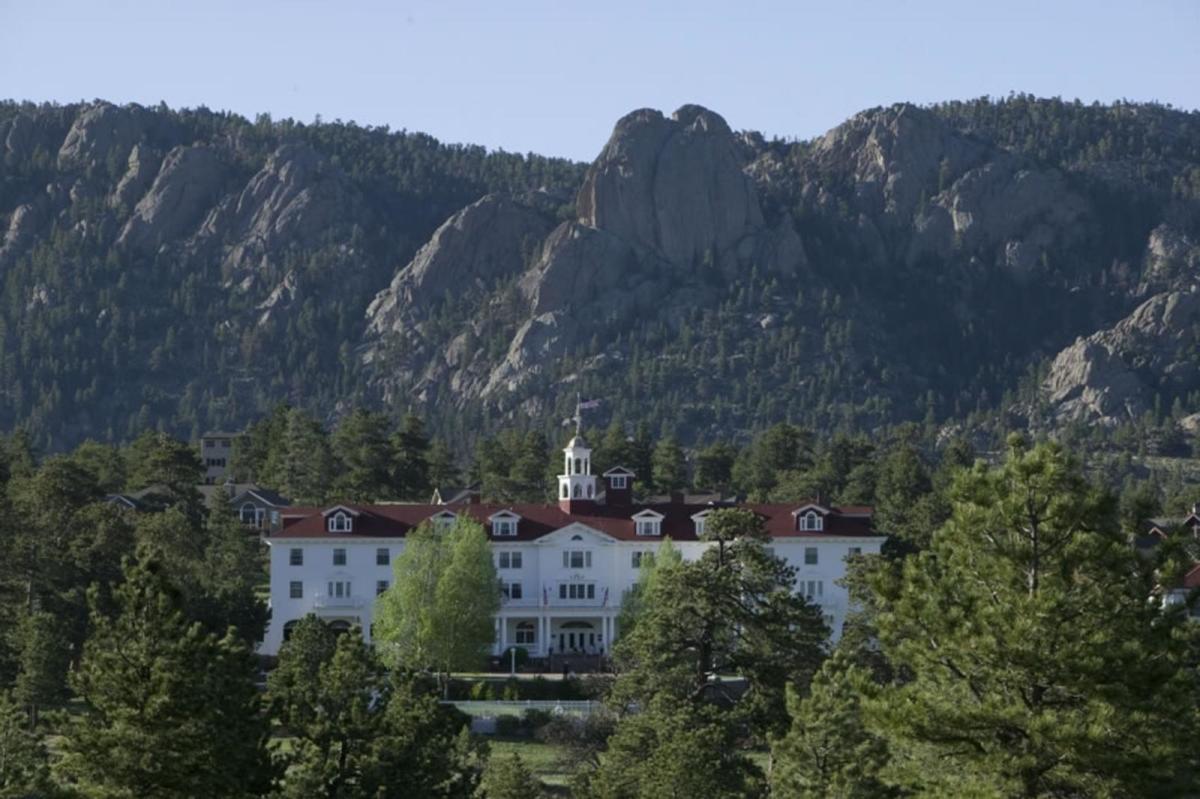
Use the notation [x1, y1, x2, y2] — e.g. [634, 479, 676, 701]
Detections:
[492, 518, 518, 537]
[848, 547, 862, 556]
[432, 513, 455, 530]
[327, 580, 352, 598]
[328, 512, 353, 533]
[561, 484, 568, 499]
[204, 439, 214, 448]
[289, 548, 303, 566]
[515, 622, 536, 645]
[804, 547, 818, 565]
[333, 548, 346, 566]
[376, 548, 390, 566]
[635, 519, 661, 536]
[799, 511, 823, 532]
[499, 551, 523, 569]
[563, 550, 592, 569]
[572, 484, 582, 498]
[376, 580, 389, 596]
[610, 474, 628, 489]
[632, 551, 655, 569]
[289, 581, 303, 599]
[559, 583, 595, 600]
[502, 581, 523, 600]
[693, 516, 706, 535]
[803, 580, 823, 600]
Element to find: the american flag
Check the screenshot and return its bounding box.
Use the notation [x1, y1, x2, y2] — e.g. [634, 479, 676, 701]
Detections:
[578, 398, 601, 410]
[543, 586, 548, 607]
[602, 587, 609, 607]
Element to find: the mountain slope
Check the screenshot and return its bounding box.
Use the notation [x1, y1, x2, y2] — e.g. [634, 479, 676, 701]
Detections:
[1, 96, 1198, 450]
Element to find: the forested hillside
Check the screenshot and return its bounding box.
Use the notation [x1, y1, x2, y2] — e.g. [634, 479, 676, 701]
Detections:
[1, 96, 1198, 455]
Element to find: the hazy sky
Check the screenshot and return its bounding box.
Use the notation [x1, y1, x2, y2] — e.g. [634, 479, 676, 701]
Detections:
[2, 0, 1197, 161]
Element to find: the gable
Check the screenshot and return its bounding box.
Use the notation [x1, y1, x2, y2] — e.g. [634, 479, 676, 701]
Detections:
[537, 522, 618, 546]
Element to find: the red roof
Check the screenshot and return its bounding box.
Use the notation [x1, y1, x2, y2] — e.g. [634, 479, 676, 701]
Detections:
[270, 500, 880, 541]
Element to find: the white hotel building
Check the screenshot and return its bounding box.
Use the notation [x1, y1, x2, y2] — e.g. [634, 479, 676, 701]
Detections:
[260, 435, 885, 656]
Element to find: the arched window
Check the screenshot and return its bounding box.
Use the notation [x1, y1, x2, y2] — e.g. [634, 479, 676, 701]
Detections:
[240, 503, 257, 525]
[800, 511, 823, 532]
[573, 484, 582, 498]
[328, 620, 352, 636]
[561, 484, 569, 499]
[327, 512, 353, 533]
[282, 620, 299, 642]
[587, 484, 594, 498]
[575, 458, 582, 474]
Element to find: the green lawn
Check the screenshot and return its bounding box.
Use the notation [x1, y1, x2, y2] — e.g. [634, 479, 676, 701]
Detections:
[486, 738, 572, 790]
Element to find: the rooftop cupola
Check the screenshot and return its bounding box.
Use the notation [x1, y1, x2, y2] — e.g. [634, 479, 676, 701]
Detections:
[558, 434, 597, 512]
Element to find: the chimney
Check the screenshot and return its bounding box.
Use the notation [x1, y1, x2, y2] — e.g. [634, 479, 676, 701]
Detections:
[669, 490, 685, 505]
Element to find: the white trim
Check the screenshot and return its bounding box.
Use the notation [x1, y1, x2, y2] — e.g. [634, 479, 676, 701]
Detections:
[321, 504, 362, 518]
[790, 503, 831, 516]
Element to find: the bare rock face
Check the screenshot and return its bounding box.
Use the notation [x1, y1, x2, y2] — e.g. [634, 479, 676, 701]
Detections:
[1043, 289, 1200, 423]
[117, 146, 225, 255]
[1139, 224, 1200, 295]
[110, 144, 160, 209]
[57, 102, 145, 172]
[808, 104, 988, 221]
[367, 193, 555, 334]
[220, 144, 356, 273]
[576, 105, 770, 275]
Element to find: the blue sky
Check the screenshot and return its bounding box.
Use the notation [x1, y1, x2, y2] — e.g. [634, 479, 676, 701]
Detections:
[2, 0, 1197, 161]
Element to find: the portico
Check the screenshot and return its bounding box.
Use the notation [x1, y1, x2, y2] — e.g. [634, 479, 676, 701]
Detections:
[494, 612, 619, 657]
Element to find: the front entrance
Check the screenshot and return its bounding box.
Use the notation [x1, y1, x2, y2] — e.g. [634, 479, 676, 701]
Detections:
[557, 620, 597, 654]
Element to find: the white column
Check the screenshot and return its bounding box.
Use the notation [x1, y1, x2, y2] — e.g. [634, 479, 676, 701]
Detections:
[499, 616, 507, 651]
[494, 617, 501, 655]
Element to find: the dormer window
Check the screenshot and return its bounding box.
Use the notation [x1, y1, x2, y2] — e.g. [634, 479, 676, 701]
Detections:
[430, 511, 456, 530]
[490, 512, 520, 537]
[328, 512, 353, 533]
[611, 475, 628, 489]
[799, 511, 823, 532]
[692, 510, 712, 536]
[633, 510, 664, 537]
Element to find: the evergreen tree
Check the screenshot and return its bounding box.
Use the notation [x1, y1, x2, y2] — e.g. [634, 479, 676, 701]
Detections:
[11, 610, 70, 728]
[427, 439, 460, 494]
[864, 437, 1200, 797]
[391, 414, 432, 501]
[627, 423, 655, 496]
[477, 753, 544, 799]
[650, 436, 687, 494]
[58, 559, 273, 798]
[331, 408, 394, 502]
[771, 649, 894, 799]
[614, 538, 681, 642]
[612, 509, 827, 742]
[578, 699, 764, 799]
[124, 431, 204, 519]
[0, 690, 54, 798]
[693, 441, 738, 493]
[275, 409, 335, 504]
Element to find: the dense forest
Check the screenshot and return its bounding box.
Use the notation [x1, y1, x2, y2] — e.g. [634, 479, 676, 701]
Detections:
[1, 95, 1198, 464]
[3, 422, 1200, 796]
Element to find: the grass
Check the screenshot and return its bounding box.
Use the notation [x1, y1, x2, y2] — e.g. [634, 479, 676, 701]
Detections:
[486, 738, 572, 790]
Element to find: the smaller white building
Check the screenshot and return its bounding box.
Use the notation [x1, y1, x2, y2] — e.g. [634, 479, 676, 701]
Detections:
[260, 435, 885, 655]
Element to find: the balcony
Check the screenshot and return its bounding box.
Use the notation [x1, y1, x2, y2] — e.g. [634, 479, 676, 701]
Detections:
[312, 594, 366, 610]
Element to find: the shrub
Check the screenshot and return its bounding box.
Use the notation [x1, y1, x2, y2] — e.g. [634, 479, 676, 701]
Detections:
[494, 713, 523, 737]
[522, 707, 553, 733]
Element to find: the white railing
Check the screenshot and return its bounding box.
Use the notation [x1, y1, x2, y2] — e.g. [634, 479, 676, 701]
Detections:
[312, 594, 366, 609]
[444, 699, 600, 718]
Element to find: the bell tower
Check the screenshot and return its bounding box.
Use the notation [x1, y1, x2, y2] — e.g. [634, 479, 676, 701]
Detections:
[558, 434, 597, 512]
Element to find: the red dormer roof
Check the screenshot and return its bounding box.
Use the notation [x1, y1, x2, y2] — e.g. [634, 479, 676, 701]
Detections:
[268, 499, 881, 542]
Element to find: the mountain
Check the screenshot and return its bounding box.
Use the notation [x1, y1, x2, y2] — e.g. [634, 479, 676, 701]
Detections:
[1, 96, 1198, 451]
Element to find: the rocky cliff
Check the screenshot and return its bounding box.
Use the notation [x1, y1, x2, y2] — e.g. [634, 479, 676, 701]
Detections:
[0, 96, 1198, 449]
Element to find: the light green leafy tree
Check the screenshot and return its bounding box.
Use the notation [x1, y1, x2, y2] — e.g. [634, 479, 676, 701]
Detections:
[375, 518, 500, 684]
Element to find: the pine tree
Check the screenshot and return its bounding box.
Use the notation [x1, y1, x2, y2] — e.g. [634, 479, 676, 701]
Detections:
[331, 408, 394, 501]
[650, 436, 687, 494]
[0, 690, 54, 797]
[392, 413, 432, 501]
[276, 409, 335, 504]
[58, 559, 274, 798]
[865, 437, 1200, 797]
[771, 649, 894, 799]
[477, 753, 545, 799]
